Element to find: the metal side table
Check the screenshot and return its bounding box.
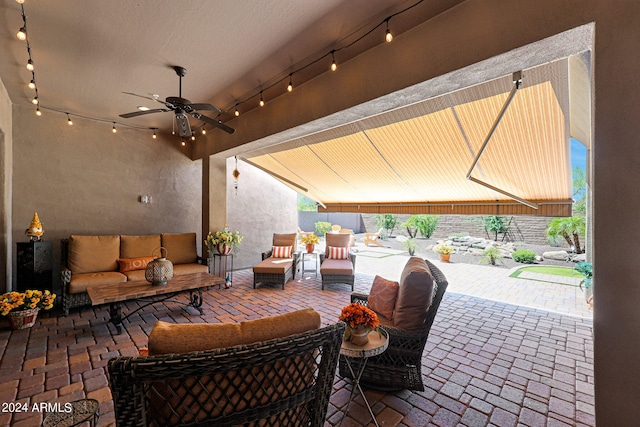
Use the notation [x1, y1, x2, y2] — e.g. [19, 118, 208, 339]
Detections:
[339, 329, 389, 426]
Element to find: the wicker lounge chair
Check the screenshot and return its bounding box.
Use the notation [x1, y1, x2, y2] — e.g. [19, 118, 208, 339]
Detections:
[108, 309, 345, 427]
[319, 233, 355, 290]
[253, 233, 300, 289]
[339, 258, 448, 391]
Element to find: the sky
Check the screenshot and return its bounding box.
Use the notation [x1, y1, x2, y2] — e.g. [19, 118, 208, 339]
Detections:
[571, 137, 587, 171]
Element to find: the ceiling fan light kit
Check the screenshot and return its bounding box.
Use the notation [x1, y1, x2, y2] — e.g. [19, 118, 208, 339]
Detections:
[119, 65, 235, 137]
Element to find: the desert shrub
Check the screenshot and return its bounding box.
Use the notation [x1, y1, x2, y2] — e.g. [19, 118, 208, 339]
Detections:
[402, 215, 438, 238]
[480, 246, 504, 266]
[314, 221, 332, 237]
[374, 214, 398, 236]
[512, 249, 536, 264]
[402, 238, 418, 256]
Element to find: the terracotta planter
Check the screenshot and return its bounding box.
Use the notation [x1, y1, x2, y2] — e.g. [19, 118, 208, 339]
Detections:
[8, 308, 39, 330]
[306, 244, 315, 253]
[348, 325, 370, 346]
[440, 253, 451, 262]
[215, 243, 232, 255]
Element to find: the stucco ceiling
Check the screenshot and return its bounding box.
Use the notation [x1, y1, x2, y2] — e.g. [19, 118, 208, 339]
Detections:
[0, 0, 463, 134]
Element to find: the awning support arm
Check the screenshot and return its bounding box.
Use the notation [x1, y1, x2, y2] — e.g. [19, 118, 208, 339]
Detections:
[238, 157, 327, 208]
[465, 71, 539, 210]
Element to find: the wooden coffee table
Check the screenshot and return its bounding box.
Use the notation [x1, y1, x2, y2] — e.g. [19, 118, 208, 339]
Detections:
[87, 272, 223, 333]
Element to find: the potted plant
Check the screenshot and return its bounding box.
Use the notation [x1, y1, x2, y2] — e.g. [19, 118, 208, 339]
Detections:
[575, 261, 593, 307]
[205, 226, 244, 256]
[301, 233, 320, 253]
[1, 290, 56, 330]
[339, 303, 380, 346]
[433, 244, 455, 262]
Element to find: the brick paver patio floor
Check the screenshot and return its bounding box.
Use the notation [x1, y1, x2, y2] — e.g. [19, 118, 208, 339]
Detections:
[0, 258, 594, 426]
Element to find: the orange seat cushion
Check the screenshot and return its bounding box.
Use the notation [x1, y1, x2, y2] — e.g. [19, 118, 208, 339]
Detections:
[120, 235, 161, 258]
[253, 257, 293, 274]
[161, 233, 198, 265]
[69, 271, 127, 293]
[320, 259, 353, 276]
[68, 235, 120, 274]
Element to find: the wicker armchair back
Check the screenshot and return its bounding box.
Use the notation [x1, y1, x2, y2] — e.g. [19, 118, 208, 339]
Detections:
[108, 322, 345, 427]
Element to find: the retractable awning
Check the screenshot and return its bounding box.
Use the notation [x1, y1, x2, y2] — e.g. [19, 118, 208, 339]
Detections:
[243, 59, 573, 216]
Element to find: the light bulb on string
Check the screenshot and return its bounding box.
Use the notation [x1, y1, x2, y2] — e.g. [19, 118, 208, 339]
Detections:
[35, 107, 41, 116]
[259, 91, 265, 107]
[201, 127, 206, 135]
[385, 19, 393, 43]
[66, 113, 73, 125]
[181, 139, 186, 146]
[16, 27, 26, 41]
[112, 122, 117, 133]
[330, 51, 337, 71]
[28, 79, 36, 90]
[287, 74, 293, 92]
[31, 96, 38, 105]
[234, 104, 240, 117]
[26, 59, 34, 71]
[152, 129, 157, 139]
[16, 0, 25, 4]
[191, 132, 196, 141]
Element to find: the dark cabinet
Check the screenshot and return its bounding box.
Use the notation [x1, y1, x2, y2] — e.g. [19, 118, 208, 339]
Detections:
[16, 241, 53, 292]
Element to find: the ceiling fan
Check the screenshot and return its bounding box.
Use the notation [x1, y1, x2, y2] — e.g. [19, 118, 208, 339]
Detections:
[119, 65, 235, 137]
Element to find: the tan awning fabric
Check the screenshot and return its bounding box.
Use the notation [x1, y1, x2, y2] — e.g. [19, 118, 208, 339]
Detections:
[244, 60, 573, 216]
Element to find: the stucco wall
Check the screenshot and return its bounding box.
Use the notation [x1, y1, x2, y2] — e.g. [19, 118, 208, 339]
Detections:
[11, 106, 203, 294]
[224, 157, 297, 270]
[0, 76, 12, 292]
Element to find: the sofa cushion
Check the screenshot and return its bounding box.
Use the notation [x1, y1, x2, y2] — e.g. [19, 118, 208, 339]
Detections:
[320, 259, 353, 276]
[69, 235, 120, 274]
[253, 257, 293, 274]
[69, 271, 127, 293]
[148, 307, 321, 355]
[118, 256, 154, 273]
[122, 269, 146, 281]
[161, 233, 198, 264]
[368, 275, 399, 321]
[394, 257, 434, 329]
[120, 234, 161, 258]
[172, 263, 208, 276]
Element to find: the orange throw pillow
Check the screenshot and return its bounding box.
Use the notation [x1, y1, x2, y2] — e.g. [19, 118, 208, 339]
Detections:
[367, 275, 399, 320]
[118, 257, 154, 273]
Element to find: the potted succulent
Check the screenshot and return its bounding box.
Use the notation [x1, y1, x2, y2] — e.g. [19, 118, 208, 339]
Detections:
[575, 261, 593, 308]
[301, 233, 320, 253]
[433, 244, 455, 262]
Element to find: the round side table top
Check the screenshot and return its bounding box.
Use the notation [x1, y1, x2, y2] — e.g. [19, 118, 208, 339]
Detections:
[42, 398, 100, 427]
[340, 329, 389, 358]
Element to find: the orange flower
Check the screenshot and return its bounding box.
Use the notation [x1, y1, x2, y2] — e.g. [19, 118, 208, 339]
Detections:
[339, 303, 379, 330]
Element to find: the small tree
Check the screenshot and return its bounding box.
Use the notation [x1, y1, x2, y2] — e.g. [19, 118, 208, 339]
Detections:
[546, 216, 586, 254]
[480, 246, 504, 266]
[314, 221, 332, 237]
[297, 195, 317, 212]
[483, 216, 509, 241]
[374, 214, 398, 237]
[572, 166, 587, 216]
[401, 215, 439, 239]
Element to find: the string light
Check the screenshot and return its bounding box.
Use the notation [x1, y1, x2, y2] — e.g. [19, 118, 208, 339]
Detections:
[28, 79, 35, 89]
[26, 58, 33, 71]
[31, 96, 38, 105]
[181, 139, 186, 146]
[16, 27, 26, 41]
[66, 113, 73, 125]
[234, 104, 240, 116]
[385, 19, 393, 43]
[287, 74, 293, 92]
[16, 0, 25, 4]
[112, 122, 117, 133]
[35, 107, 41, 116]
[191, 132, 196, 141]
[259, 91, 265, 107]
[330, 50, 337, 71]
[152, 129, 157, 139]
[201, 127, 206, 135]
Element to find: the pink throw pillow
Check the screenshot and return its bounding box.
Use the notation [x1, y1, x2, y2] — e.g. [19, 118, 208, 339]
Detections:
[272, 245, 292, 258]
[327, 246, 349, 259]
[368, 275, 399, 320]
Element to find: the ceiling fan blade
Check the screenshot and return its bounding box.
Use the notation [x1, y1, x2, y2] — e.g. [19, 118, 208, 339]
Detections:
[192, 113, 236, 134]
[187, 103, 221, 113]
[122, 91, 157, 101]
[175, 112, 192, 137]
[119, 109, 169, 119]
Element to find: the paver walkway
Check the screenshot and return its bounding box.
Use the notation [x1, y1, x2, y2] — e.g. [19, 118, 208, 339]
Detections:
[0, 253, 594, 427]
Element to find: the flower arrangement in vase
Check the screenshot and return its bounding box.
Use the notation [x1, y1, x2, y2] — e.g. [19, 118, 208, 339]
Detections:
[339, 303, 380, 346]
[1, 290, 56, 330]
[205, 226, 244, 256]
[300, 233, 319, 253]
